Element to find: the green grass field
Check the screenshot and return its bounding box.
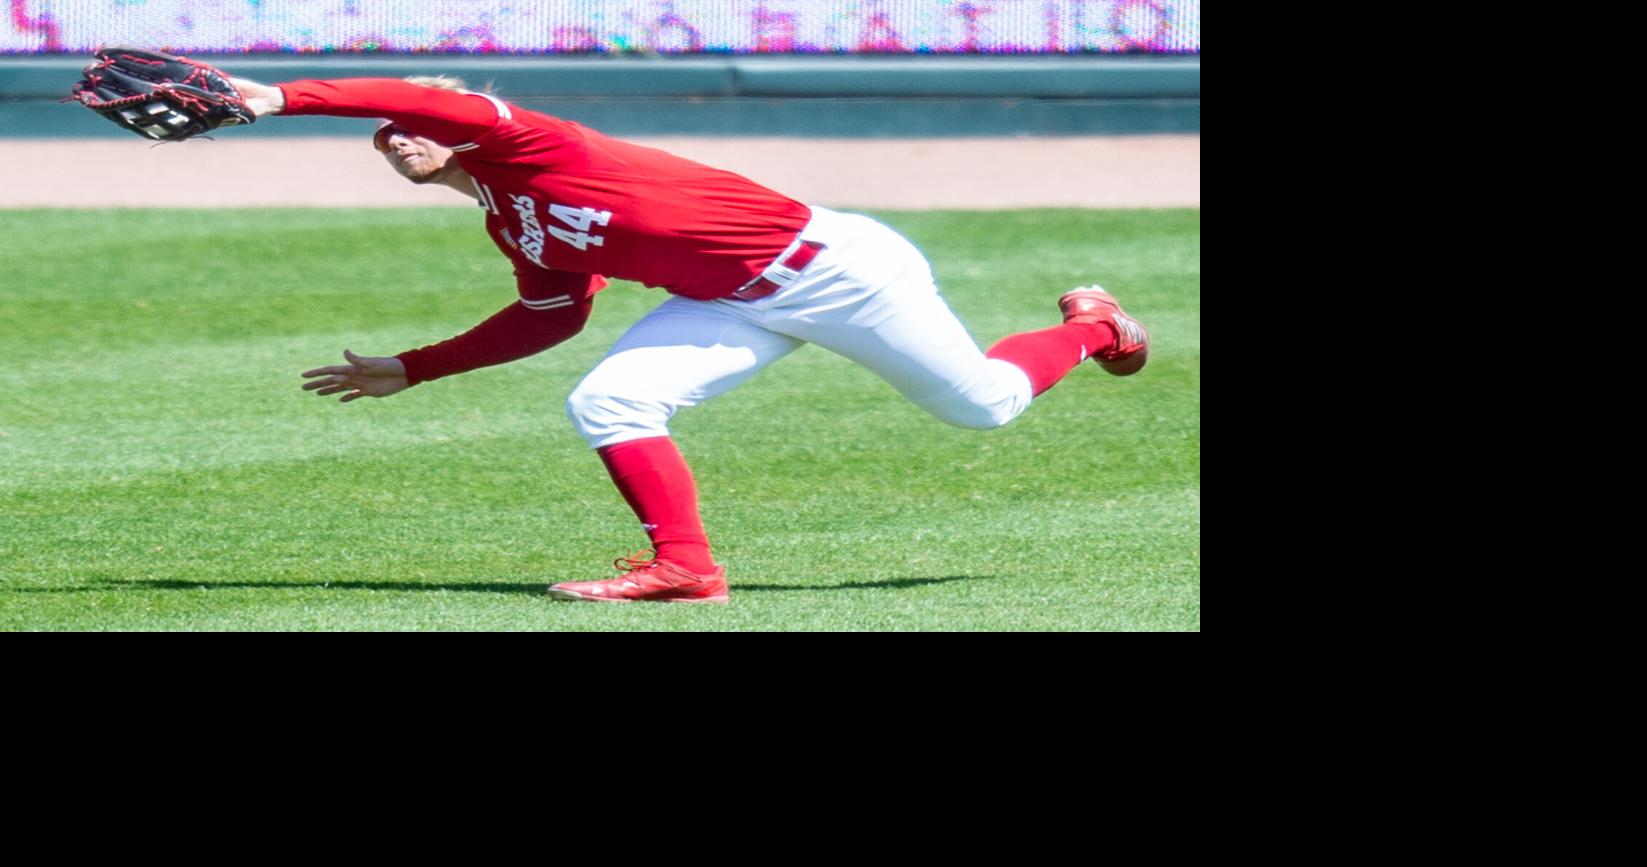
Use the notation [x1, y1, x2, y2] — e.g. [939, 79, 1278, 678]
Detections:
[0, 207, 1199, 631]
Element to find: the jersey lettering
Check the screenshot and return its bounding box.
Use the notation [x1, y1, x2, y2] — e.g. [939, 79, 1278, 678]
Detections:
[547, 204, 613, 251]
[509, 194, 548, 267]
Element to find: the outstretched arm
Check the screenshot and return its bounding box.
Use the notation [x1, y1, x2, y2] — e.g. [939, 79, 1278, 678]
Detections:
[300, 271, 605, 402]
[299, 303, 588, 403]
[231, 77, 500, 148]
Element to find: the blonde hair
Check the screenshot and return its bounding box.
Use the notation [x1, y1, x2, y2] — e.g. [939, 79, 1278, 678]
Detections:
[405, 75, 498, 95]
[404, 75, 468, 91]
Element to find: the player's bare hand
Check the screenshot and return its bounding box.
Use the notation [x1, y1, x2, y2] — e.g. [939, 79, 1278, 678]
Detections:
[301, 349, 409, 403]
[228, 77, 285, 117]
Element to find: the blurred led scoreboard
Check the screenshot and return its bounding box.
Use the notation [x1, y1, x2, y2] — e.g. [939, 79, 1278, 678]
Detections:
[5, 1, 1200, 54]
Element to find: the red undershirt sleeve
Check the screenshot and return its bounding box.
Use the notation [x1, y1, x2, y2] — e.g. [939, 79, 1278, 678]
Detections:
[276, 78, 501, 147]
[394, 271, 605, 386]
[395, 301, 591, 386]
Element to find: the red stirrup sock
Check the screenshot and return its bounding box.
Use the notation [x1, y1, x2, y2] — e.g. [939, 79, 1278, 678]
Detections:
[985, 322, 1114, 396]
[596, 436, 717, 574]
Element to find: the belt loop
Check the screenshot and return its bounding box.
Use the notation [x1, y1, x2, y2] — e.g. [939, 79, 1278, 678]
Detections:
[733, 239, 826, 302]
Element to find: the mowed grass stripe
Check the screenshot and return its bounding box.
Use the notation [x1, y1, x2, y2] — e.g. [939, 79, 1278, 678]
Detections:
[0, 208, 1198, 631]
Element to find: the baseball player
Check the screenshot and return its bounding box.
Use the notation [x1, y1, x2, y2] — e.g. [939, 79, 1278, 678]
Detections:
[216, 75, 1150, 604]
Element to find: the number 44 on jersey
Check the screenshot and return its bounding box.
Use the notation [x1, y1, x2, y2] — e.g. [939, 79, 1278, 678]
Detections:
[549, 204, 612, 251]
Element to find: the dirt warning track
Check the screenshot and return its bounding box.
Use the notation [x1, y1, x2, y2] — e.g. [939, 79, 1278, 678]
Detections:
[1, 135, 1198, 209]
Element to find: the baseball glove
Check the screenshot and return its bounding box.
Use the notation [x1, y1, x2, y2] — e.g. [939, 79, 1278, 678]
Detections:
[70, 46, 256, 141]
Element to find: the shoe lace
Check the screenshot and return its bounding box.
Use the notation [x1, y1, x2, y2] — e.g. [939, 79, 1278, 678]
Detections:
[613, 550, 660, 574]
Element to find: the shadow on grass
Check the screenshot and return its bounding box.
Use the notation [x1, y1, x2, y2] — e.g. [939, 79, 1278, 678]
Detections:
[735, 575, 996, 592]
[7, 574, 996, 595]
[10, 579, 548, 595]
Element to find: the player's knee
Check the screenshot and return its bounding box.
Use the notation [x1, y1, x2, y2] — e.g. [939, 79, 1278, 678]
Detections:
[917, 361, 1032, 430]
[930, 400, 1020, 431]
[565, 385, 673, 447]
[915, 387, 1022, 429]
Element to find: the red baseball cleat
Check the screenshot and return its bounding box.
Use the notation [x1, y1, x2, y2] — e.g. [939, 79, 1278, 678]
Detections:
[548, 552, 730, 604]
[1058, 286, 1150, 376]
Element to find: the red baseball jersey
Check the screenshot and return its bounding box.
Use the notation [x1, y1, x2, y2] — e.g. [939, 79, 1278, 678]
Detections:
[277, 78, 812, 384]
[279, 79, 811, 300]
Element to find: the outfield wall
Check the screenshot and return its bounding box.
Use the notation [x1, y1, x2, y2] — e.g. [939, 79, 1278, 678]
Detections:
[0, 55, 1199, 137]
[3, 1, 1202, 54]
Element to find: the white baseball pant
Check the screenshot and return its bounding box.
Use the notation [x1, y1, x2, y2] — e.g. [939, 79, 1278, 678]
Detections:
[566, 207, 1034, 449]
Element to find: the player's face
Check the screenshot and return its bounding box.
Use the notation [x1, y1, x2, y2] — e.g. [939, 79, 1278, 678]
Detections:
[378, 131, 456, 184]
